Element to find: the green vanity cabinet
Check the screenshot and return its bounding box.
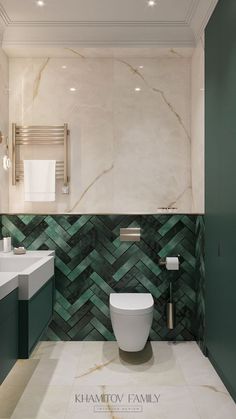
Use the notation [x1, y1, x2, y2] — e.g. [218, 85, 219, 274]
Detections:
[18, 277, 54, 359]
[0, 289, 18, 384]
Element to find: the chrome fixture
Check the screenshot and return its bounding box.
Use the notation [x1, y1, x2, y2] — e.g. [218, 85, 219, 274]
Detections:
[11, 123, 69, 186]
[0, 133, 11, 171]
[159, 255, 180, 267]
[167, 283, 174, 330]
[120, 227, 141, 242]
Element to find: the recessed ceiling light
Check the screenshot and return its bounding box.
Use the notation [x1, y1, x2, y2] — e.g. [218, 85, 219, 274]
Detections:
[70, 87, 76, 92]
[147, 0, 156, 7]
[135, 87, 141, 92]
[36, 0, 45, 6]
[61, 65, 67, 69]
[139, 65, 144, 69]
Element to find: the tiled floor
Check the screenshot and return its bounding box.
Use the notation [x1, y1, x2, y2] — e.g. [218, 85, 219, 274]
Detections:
[0, 341, 235, 419]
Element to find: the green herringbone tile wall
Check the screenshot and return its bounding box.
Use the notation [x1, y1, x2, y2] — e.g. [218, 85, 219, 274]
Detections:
[1, 214, 204, 342]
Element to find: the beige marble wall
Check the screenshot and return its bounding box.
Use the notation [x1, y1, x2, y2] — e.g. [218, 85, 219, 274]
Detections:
[191, 39, 205, 213]
[0, 48, 9, 212]
[8, 52, 193, 213]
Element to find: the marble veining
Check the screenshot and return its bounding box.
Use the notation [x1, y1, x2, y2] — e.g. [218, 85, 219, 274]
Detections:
[200, 385, 228, 395]
[33, 57, 50, 101]
[68, 163, 114, 212]
[65, 48, 86, 59]
[167, 184, 192, 209]
[152, 86, 191, 142]
[101, 385, 118, 419]
[9, 53, 192, 213]
[116, 58, 191, 142]
[75, 357, 117, 379]
[169, 48, 184, 58]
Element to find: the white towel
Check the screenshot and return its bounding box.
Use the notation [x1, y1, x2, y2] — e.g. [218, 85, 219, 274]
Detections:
[24, 160, 56, 202]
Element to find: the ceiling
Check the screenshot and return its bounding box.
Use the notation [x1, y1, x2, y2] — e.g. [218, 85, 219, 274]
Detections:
[0, 0, 218, 55]
[0, 0, 211, 22]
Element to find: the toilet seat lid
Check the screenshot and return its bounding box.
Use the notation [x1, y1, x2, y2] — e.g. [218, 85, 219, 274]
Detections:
[110, 293, 154, 314]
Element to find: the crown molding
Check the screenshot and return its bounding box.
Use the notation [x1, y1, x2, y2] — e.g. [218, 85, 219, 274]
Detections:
[185, 0, 199, 24]
[189, 0, 218, 41]
[0, 0, 217, 52]
[0, 3, 10, 26]
[2, 22, 195, 49]
[8, 20, 187, 28]
[0, 0, 200, 28]
[197, 0, 218, 40]
[3, 39, 194, 47]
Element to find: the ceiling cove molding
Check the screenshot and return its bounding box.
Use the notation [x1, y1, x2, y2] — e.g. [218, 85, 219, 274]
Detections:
[0, 1, 196, 27]
[2, 20, 195, 49]
[0, 0, 217, 50]
[0, 3, 10, 26]
[3, 39, 194, 47]
[190, 0, 218, 41]
[185, 0, 199, 24]
[7, 20, 188, 28]
[197, 0, 218, 40]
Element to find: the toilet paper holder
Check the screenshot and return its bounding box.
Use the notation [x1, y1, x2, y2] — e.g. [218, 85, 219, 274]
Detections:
[159, 255, 180, 267]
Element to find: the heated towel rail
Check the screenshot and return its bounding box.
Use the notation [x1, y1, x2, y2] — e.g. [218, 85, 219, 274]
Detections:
[11, 123, 69, 186]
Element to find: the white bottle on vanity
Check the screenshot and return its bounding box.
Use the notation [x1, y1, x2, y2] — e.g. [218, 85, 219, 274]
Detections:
[3, 235, 12, 253]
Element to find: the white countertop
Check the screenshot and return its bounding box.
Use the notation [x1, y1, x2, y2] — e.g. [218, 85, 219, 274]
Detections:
[0, 250, 55, 301]
[0, 250, 55, 258]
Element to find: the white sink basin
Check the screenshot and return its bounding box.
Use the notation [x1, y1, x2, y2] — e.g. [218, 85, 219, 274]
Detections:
[0, 257, 42, 272]
[0, 251, 55, 300]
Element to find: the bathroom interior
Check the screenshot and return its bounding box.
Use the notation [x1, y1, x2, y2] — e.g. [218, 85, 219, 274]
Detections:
[0, 0, 235, 418]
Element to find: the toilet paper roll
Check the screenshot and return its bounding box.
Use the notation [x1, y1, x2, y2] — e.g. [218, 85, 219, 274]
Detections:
[166, 257, 179, 270]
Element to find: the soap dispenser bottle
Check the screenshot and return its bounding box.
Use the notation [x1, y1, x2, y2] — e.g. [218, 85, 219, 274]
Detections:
[3, 235, 12, 253]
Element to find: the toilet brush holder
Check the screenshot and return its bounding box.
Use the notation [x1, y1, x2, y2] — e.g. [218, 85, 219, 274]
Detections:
[167, 302, 174, 329]
[167, 283, 175, 330]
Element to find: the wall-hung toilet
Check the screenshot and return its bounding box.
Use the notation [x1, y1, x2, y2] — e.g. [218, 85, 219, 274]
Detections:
[110, 293, 154, 352]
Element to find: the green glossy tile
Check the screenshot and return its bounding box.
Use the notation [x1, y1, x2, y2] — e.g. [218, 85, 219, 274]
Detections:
[1, 214, 204, 343]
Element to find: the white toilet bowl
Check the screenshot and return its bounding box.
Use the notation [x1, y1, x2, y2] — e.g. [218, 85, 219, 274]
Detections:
[110, 293, 154, 352]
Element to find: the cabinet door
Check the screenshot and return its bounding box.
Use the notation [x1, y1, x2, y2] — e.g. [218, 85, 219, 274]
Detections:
[205, 0, 236, 400]
[0, 290, 18, 384]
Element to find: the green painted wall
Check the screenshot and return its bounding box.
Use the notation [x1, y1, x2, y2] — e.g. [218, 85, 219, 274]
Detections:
[1, 214, 204, 343]
[205, 0, 236, 401]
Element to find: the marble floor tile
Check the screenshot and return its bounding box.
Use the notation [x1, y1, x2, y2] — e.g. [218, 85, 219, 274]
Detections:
[0, 341, 235, 419]
[189, 385, 236, 419]
[1, 359, 40, 387]
[27, 357, 78, 387]
[0, 385, 26, 418]
[171, 342, 226, 389]
[31, 341, 67, 360]
[65, 385, 111, 419]
[27, 342, 84, 387]
[74, 341, 186, 386]
[10, 385, 72, 419]
[66, 384, 201, 419]
[31, 341, 84, 361]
